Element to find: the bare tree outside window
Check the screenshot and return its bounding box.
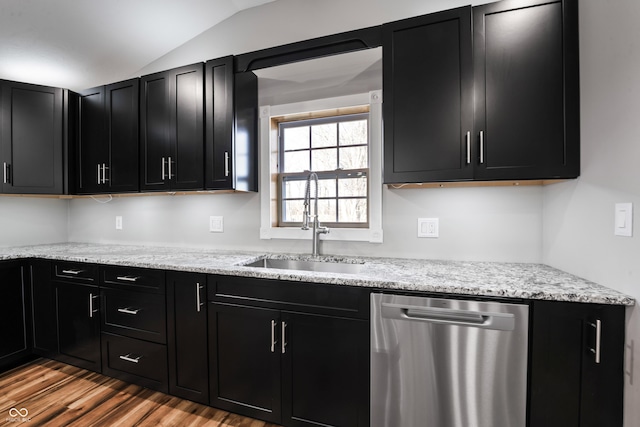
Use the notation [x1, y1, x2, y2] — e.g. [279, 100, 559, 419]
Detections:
[278, 113, 369, 228]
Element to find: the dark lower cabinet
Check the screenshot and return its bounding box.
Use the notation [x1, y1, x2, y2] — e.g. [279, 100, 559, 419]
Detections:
[529, 301, 625, 427]
[54, 282, 101, 372]
[281, 312, 369, 427]
[0, 261, 31, 370]
[167, 272, 209, 404]
[209, 303, 282, 423]
[208, 275, 370, 427]
[29, 260, 57, 357]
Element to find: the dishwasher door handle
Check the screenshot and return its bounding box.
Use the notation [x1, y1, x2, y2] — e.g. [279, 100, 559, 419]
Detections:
[381, 303, 515, 331]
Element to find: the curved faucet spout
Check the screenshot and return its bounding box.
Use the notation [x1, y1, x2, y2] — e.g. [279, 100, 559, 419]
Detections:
[302, 172, 330, 256]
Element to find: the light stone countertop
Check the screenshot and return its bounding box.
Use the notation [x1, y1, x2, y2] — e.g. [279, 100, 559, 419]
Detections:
[0, 242, 634, 306]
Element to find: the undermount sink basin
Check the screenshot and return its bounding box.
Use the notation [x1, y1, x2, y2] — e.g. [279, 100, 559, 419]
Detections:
[243, 258, 364, 275]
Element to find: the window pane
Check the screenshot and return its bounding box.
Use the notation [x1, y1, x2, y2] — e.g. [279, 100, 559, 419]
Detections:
[339, 120, 367, 146]
[283, 126, 309, 150]
[283, 200, 305, 222]
[311, 123, 337, 148]
[311, 148, 337, 171]
[338, 198, 368, 223]
[318, 178, 337, 198]
[338, 176, 367, 197]
[339, 146, 368, 169]
[283, 179, 307, 199]
[284, 151, 309, 173]
[317, 199, 337, 223]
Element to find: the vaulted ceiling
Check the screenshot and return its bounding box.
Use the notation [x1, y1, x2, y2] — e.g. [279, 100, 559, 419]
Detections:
[0, 0, 275, 90]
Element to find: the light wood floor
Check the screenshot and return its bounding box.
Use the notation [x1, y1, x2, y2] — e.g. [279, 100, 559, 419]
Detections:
[0, 358, 281, 427]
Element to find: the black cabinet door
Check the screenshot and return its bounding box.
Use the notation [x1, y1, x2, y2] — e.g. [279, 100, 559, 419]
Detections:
[0, 261, 30, 369]
[209, 303, 281, 423]
[140, 63, 204, 191]
[529, 301, 624, 427]
[77, 86, 107, 194]
[205, 57, 258, 191]
[105, 79, 139, 193]
[30, 260, 57, 356]
[383, 7, 473, 184]
[1, 81, 64, 194]
[167, 272, 208, 404]
[473, 0, 579, 180]
[281, 312, 369, 427]
[55, 282, 101, 372]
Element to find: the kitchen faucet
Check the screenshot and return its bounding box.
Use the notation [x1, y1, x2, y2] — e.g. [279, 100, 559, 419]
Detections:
[302, 172, 330, 257]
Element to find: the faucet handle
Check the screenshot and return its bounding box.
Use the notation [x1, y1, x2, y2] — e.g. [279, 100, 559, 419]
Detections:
[317, 226, 330, 235]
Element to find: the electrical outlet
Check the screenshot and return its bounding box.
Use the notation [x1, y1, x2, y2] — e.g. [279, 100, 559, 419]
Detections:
[209, 216, 223, 233]
[418, 218, 439, 238]
[115, 216, 123, 230]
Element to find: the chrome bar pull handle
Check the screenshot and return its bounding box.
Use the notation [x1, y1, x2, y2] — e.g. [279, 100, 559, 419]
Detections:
[168, 156, 173, 179]
[479, 131, 485, 164]
[3, 162, 6, 184]
[117, 307, 140, 315]
[281, 321, 287, 354]
[271, 320, 277, 353]
[62, 269, 84, 275]
[116, 275, 139, 282]
[3, 163, 10, 184]
[102, 163, 108, 183]
[97, 164, 102, 184]
[89, 293, 99, 318]
[465, 132, 471, 165]
[119, 354, 141, 364]
[161, 157, 166, 180]
[196, 283, 204, 313]
[224, 152, 230, 177]
[590, 319, 602, 364]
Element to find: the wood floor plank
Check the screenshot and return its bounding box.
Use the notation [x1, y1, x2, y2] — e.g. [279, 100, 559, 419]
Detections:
[0, 359, 281, 427]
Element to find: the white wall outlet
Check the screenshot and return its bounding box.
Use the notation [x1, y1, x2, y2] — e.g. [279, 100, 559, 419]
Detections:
[209, 216, 224, 233]
[115, 216, 123, 230]
[615, 203, 633, 237]
[418, 218, 439, 238]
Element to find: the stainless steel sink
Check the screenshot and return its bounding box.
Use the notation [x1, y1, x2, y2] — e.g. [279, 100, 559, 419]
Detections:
[243, 258, 364, 274]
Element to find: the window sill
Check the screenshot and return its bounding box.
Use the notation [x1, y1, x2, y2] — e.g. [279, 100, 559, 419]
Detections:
[260, 226, 383, 243]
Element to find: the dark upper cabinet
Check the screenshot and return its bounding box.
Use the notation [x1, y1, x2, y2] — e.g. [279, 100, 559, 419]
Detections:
[383, 0, 579, 184]
[76, 79, 139, 194]
[0, 261, 31, 370]
[167, 271, 209, 404]
[140, 63, 204, 192]
[473, 0, 579, 180]
[383, 6, 474, 183]
[529, 301, 624, 427]
[205, 56, 258, 191]
[0, 81, 74, 194]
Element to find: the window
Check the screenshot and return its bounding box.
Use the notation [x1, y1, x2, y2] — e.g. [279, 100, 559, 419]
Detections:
[259, 91, 383, 243]
[278, 113, 369, 228]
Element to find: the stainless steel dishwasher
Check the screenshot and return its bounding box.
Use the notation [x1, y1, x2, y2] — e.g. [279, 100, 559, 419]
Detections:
[371, 293, 529, 427]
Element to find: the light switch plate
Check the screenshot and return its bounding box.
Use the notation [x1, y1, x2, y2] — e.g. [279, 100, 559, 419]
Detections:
[210, 216, 224, 233]
[418, 218, 439, 238]
[115, 216, 123, 230]
[615, 203, 633, 237]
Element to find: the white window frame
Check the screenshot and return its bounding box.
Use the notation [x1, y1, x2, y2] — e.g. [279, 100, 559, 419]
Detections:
[259, 91, 383, 243]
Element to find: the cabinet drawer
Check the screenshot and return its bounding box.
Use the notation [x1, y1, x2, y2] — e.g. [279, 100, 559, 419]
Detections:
[100, 266, 165, 293]
[101, 332, 168, 393]
[209, 275, 370, 320]
[101, 288, 166, 344]
[53, 262, 98, 284]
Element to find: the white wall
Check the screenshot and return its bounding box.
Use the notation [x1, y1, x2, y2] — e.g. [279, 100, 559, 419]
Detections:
[543, 1, 640, 425]
[0, 197, 68, 247]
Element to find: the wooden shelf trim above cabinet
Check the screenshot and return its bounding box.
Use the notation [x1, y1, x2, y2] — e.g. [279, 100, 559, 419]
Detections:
[386, 179, 569, 189]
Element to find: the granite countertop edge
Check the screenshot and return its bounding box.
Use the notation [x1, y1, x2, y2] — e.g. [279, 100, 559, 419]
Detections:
[0, 243, 634, 306]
